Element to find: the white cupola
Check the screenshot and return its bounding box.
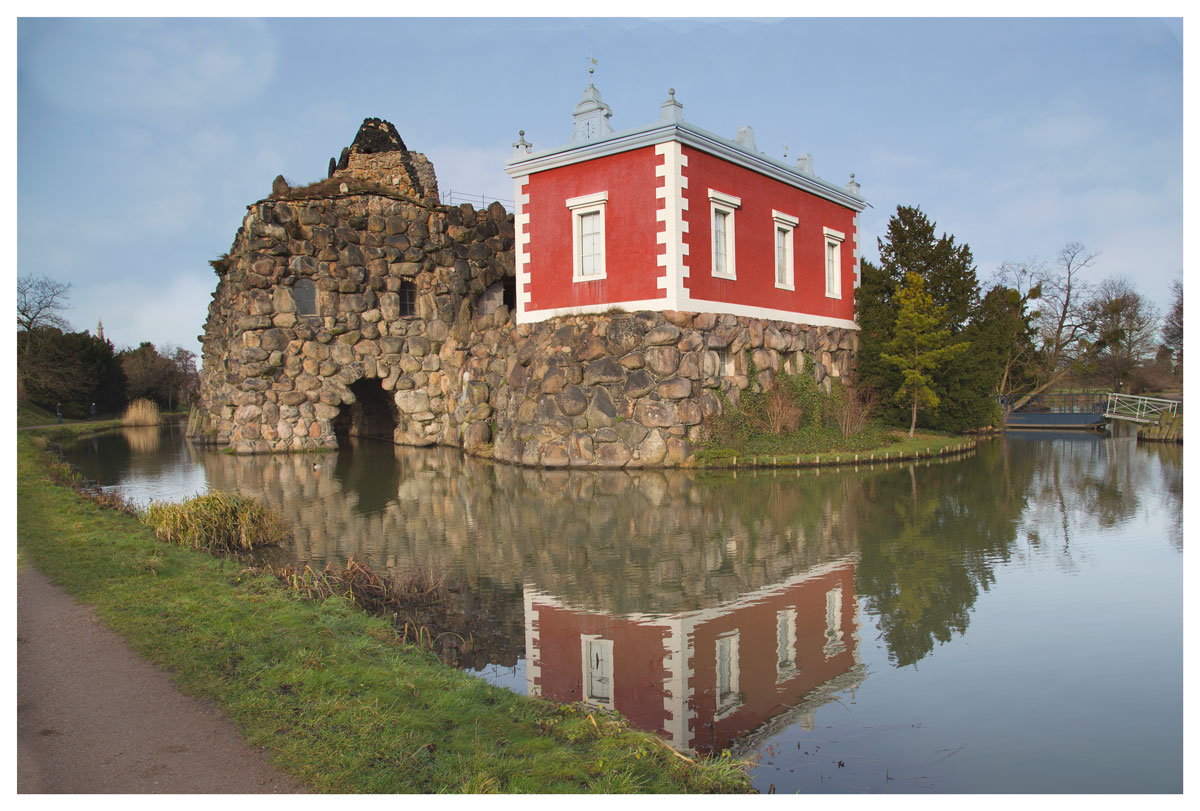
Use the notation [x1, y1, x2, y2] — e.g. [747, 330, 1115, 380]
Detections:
[569, 83, 615, 145]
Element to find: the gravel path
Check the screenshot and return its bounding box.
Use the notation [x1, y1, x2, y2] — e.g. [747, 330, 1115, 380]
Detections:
[17, 564, 304, 794]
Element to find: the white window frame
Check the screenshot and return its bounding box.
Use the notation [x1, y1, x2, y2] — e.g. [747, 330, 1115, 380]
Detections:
[567, 191, 608, 282]
[714, 630, 743, 719]
[823, 586, 846, 659]
[716, 347, 736, 377]
[775, 608, 799, 683]
[772, 211, 799, 291]
[824, 227, 845, 300]
[709, 189, 741, 280]
[580, 634, 615, 710]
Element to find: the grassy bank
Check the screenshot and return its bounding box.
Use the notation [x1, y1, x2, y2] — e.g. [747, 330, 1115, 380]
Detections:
[692, 366, 977, 468]
[693, 368, 975, 467]
[694, 428, 975, 468]
[16, 433, 752, 793]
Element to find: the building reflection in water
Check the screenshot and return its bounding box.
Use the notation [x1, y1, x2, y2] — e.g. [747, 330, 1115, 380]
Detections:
[524, 557, 862, 754]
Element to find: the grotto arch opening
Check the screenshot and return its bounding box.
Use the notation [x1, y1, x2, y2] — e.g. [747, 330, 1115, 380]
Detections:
[332, 378, 399, 444]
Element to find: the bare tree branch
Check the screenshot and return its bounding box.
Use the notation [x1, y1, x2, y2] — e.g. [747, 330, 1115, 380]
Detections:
[17, 275, 73, 333]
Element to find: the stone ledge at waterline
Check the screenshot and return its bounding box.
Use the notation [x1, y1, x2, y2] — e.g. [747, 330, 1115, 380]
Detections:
[187, 118, 858, 468]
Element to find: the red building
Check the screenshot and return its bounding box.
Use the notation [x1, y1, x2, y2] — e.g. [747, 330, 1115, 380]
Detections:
[505, 84, 867, 328]
[523, 559, 862, 753]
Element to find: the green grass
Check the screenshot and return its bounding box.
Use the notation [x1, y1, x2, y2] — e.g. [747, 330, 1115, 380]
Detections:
[17, 400, 60, 427]
[16, 433, 752, 794]
[23, 419, 125, 442]
[694, 425, 972, 467]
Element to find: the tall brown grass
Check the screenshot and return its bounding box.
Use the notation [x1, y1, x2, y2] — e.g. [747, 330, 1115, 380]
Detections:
[140, 492, 291, 554]
[122, 398, 162, 427]
[268, 557, 446, 612]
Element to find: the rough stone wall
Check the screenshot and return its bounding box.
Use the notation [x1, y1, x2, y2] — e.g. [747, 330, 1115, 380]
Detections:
[329, 117, 439, 201]
[193, 189, 515, 453]
[455, 310, 857, 468]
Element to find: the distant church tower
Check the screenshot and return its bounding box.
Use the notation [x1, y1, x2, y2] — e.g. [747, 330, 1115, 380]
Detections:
[97, 319, 105, 341]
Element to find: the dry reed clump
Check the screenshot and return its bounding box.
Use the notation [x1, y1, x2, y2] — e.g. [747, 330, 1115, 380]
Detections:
[78, 484, 139, 516]
[140, 492, 291, 554]
[267, 556, 446, 621]
[122, 398, 162, 427]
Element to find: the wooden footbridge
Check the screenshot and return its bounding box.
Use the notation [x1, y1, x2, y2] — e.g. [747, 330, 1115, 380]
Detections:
[1004, 392, 1181, 438]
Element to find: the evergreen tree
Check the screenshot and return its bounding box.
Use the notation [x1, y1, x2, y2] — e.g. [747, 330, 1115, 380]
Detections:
[877, 205, 979, 333]
[854, 258, 901, 396]
[857, 205, 1002, 431]
[17, 327, 126, 417]
[880, 273, 968, 437]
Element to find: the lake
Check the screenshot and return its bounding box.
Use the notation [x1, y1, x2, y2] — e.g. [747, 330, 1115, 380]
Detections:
[61, 424, 1182, 793]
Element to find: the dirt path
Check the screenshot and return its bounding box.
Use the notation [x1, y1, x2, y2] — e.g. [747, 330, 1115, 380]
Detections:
[17, 564, 304, 794]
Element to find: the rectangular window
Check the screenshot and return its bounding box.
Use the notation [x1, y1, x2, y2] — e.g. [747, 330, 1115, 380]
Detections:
[824, 586, 846, 658]
[715, 347, 736, 377]
[567, 192, 608, 282]
[709, 190, 741, 280]
[773, 211, 798, 290]
[715, 630, 742, 718]
[579, 211, 601, 276]
[776, 608, 798, 682]
[714, 211, 729, 275]
[824, 227, 845, 299]
[581, 635, 614, 709]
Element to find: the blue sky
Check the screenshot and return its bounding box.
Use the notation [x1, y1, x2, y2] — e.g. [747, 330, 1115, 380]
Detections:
[16, 16, 1184, 358]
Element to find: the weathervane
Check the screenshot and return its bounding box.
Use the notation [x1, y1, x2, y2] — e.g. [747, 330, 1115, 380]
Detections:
[587, 54, 598, 81]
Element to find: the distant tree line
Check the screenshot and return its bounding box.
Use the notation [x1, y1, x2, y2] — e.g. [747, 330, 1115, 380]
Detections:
[17, 275, 199, 420]
[856, 206, 1182, 432]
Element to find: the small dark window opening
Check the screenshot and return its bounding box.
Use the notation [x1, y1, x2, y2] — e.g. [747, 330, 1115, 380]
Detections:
[398, 281, 416, 317]
[293, 279, 317, 316]
[502, 276, 516, 311]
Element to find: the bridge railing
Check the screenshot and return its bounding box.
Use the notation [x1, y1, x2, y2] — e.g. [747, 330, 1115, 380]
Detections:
[1001, 392, 1107, 415]
[1105, 393, 1179, 423]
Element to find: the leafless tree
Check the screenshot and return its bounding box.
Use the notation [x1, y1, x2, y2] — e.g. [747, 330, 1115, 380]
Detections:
[1161, 279, 1182, 374]
[1085, 276, 1161, 391]
[164, 344, 201, 409]
[993, 243, 1100, 412]
[17, 275, 72, 333]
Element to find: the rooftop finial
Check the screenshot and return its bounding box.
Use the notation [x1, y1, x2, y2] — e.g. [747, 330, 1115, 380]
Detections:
[845, 173, 861, 195]
[512, 129, 532, 157]
[587, 55, 598, 80]
[660, 86, 684, 124]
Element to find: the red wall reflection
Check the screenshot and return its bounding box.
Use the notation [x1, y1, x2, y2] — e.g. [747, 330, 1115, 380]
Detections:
[525, 559, 859, 752]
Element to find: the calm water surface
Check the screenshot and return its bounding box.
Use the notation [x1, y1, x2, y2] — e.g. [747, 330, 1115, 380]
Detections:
[63, 425, 1182, 793]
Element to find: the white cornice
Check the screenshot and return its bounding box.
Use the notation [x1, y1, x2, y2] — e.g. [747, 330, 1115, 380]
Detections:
[505, 122, 868, 213]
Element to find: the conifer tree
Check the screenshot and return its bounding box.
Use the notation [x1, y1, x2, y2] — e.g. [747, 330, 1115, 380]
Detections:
[881, 273, 968, 437]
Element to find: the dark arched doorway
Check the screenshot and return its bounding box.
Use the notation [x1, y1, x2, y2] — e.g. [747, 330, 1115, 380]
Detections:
[332, 378, 399, 443]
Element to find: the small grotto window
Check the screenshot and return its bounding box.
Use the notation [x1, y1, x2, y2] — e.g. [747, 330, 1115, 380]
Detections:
[293, 278, 318, 316]
[398, 280, 416, 317]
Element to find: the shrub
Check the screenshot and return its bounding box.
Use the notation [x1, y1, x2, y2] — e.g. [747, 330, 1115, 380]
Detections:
[830, 381, 878, 438]
[140, 492, 291, 554]
[122, 398, 162, 427]
[702, 357, 894, 456]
